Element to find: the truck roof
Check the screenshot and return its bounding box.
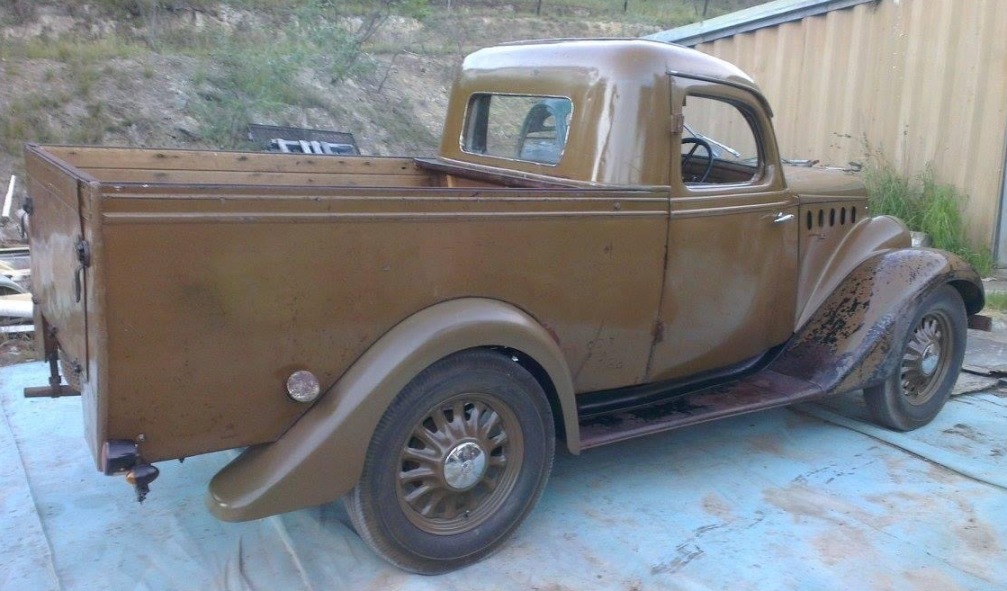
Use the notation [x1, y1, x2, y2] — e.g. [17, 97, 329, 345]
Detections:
[463, 38, 764, 98]
[440, 38, 772, 185]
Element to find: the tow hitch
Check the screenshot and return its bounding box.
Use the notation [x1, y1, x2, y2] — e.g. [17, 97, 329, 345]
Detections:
[101, 440, 160, 502]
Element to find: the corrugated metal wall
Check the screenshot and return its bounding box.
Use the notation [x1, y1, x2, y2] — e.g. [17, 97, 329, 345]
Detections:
[691, 0, 1007, 250]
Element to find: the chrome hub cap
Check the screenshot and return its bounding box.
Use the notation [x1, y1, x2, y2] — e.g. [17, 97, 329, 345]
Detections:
[443, 441, 487, 490]
[900, 311, 951, 406]
[919, 343, 939, 376]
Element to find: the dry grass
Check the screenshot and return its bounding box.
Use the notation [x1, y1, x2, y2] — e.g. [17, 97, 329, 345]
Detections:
[986, 290, 1007, 313]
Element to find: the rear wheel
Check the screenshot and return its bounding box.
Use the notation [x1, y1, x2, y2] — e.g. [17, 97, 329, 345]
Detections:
[345, 349, 555, 574]
[864, 285, 966, 431]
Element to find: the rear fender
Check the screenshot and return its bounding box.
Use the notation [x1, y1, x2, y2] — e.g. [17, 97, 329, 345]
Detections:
[773, 248, 983, 395]
[207, 297, 576, 522]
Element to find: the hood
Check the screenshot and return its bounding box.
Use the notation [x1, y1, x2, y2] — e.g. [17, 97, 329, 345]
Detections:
[783, 165, 867, 200]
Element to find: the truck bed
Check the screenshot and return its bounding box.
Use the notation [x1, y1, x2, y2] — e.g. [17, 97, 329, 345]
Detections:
[25, 145, 670, 466]
[39, 146, 440, 188]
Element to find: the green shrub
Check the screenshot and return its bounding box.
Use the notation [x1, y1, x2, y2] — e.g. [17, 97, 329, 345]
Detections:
[864, 162, 994, 276]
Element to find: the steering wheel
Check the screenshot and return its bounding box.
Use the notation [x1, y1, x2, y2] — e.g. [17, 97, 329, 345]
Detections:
[681, 137, 714, 184]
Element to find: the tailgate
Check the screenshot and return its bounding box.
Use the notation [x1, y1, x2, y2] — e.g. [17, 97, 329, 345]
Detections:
[25, 145, 93, 381]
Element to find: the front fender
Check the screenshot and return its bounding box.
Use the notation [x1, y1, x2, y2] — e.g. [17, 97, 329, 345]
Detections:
[773, 248, 983, 395]
[207, 297, 576, 522]
[795, 214, 910, 329]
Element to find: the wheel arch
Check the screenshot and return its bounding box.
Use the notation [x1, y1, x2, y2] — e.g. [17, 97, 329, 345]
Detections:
[773, 247, 984, 396]
[207, 297, 577, 522]
[947, 277, 985, 316]
[489, 345, 570, 448]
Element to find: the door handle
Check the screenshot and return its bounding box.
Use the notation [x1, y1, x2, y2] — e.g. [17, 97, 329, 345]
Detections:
[773, 212, 795, 224]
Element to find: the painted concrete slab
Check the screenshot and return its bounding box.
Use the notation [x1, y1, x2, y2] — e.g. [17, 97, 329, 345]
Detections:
[963, 329, 1007, 376]
[2, 361, 1005, 591]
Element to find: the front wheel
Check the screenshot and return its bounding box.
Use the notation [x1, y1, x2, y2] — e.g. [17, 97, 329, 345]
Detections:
[864, 285, 967, 431]
[345, 349, 555, 574]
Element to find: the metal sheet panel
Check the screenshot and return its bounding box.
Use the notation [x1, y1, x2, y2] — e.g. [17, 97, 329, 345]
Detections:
[646, 0, 878, 47]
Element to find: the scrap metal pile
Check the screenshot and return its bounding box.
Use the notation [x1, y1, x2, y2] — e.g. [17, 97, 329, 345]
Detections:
[1, 176, 33, 336]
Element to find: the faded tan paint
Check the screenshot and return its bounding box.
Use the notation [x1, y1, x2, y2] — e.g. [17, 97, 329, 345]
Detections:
[689, 0, 1007, 250]
[650, 76, 799, 381]
[440, 39, 762, 186]
[26, 143, 669, 465]
[23, 39, 986, 525]
[208, 298, 576, 521]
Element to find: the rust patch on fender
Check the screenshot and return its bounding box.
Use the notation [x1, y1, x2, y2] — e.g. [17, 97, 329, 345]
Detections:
[772, 248, 982, 395]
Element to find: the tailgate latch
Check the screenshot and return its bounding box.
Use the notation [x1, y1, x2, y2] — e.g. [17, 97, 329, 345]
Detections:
[73, 236, 91, 303]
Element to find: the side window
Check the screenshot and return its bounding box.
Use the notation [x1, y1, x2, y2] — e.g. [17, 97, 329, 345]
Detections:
[462, 94, 572, 165]
[680, 95, 760, 185]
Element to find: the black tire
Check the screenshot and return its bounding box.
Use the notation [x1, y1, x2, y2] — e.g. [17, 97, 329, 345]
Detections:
[864, 285, 967, 431]
[345, 348, 555, 574]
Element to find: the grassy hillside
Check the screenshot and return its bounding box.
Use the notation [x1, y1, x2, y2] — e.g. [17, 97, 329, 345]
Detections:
[0, 0, 768, 205]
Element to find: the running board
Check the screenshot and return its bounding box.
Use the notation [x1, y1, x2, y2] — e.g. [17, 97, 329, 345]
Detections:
[579, 370, 824, 449]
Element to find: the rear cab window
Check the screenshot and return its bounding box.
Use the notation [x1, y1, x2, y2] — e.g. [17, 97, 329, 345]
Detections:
[462, 94, 573, 166]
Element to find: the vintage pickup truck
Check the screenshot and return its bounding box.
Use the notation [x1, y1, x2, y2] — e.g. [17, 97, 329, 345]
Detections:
[24, 38, 984, 573]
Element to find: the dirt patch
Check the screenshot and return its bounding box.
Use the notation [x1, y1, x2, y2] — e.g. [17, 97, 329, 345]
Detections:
[0, 335, 36, 365]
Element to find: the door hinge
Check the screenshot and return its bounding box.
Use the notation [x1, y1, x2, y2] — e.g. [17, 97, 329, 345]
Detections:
[76, 236, 91, 268]
[73, 236, 91, 303]
[670, 113, 685, 135]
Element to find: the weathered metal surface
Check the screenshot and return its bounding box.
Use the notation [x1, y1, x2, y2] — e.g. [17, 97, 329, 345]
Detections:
[24, 149, 90, 374]
[794, 213, 907, 329]
[646, 0, 877, 47]
[773, 247, 984, 395]
[579, 369, 823, 449]
[586, 238, 981, 451]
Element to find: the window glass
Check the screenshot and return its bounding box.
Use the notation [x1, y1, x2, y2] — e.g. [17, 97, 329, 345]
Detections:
[680, 95, 760, 185]
[462, 94, 573, 165]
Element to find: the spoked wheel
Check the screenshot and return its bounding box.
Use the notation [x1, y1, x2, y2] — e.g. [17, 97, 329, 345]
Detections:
[864, 285, 967, 431]
[397, 392, 523, 534]
[345, 349, 555, 574]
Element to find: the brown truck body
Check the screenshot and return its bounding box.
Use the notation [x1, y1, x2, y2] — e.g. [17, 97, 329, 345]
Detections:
[25, 39, 984, 573]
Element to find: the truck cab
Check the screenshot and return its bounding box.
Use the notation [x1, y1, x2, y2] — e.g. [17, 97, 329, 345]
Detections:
[437, 39, 849, 386]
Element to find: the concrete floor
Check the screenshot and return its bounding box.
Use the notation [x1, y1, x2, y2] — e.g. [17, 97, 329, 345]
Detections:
[2, 358, 1005, 591]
